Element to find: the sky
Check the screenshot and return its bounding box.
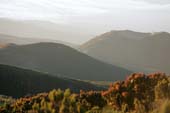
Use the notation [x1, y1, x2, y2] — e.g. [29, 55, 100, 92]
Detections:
[0, 0, 170, 43]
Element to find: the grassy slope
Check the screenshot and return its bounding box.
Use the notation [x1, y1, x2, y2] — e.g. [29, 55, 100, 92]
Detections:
[0, 64, 103, 98]
[0, 42, 132, 81]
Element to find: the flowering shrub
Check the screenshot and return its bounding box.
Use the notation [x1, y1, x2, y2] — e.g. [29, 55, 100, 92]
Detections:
[0, 73, 169, 113]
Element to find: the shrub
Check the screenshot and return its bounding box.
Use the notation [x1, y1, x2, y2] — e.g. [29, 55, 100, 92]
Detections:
[159, 100, 170, 113]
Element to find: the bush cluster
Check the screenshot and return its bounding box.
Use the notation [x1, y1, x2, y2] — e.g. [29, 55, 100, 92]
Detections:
[0, 73, 170, 113]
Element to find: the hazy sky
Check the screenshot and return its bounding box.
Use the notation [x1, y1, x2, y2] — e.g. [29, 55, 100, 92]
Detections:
[0, 0, 170, 43]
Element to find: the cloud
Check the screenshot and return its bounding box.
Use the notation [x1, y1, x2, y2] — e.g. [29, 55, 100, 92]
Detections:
[0, 0, 169, 20]
[134, 0, 170, 4]
[0, 0, 107, 20]
[0, 0, 170, 35]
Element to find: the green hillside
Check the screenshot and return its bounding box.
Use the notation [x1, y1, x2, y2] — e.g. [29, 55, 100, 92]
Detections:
[0, 42, 132, 81]
[0, 64, 103, 98]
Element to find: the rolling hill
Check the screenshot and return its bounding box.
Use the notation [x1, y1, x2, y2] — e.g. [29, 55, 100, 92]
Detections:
[0, 33, 77, 48]
[0, 42, 132, 81]
[80, 30, 170, 73]
[0, 18, 95, 44]
[0, 64, 104, 98]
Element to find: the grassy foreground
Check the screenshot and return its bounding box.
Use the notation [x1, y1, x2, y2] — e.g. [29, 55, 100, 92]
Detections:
[0, 72, 170, 113]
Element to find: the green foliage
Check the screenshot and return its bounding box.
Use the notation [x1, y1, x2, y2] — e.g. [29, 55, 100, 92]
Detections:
[159, 100, 170, 113]
[0, 95, 15, 107]
[48, 89, 63, 102]
[102, 106, 123, 113]
[64, 89, 71, 97]
[133, 98, 146, 113]
[155, 78, 170, 100]
[0, 73, 170, 113]
[85, 107, 101, 113]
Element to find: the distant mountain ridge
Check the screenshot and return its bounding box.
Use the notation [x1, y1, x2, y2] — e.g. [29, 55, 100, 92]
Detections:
[0, 42, 132, 81]
[0, 64, 104, 98]
[0, 33, 77, 48]
[0, 18, 94, 44]
[80, 30, 170, 73]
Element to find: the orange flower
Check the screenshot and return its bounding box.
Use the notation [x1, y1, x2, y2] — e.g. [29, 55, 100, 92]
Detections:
[121, 92, 129, 98]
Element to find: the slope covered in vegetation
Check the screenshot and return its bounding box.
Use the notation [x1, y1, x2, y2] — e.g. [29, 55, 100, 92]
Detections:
[0, 72, 170, 113]
[0, 64, 103, 98]
[0, 42, 132, 81]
